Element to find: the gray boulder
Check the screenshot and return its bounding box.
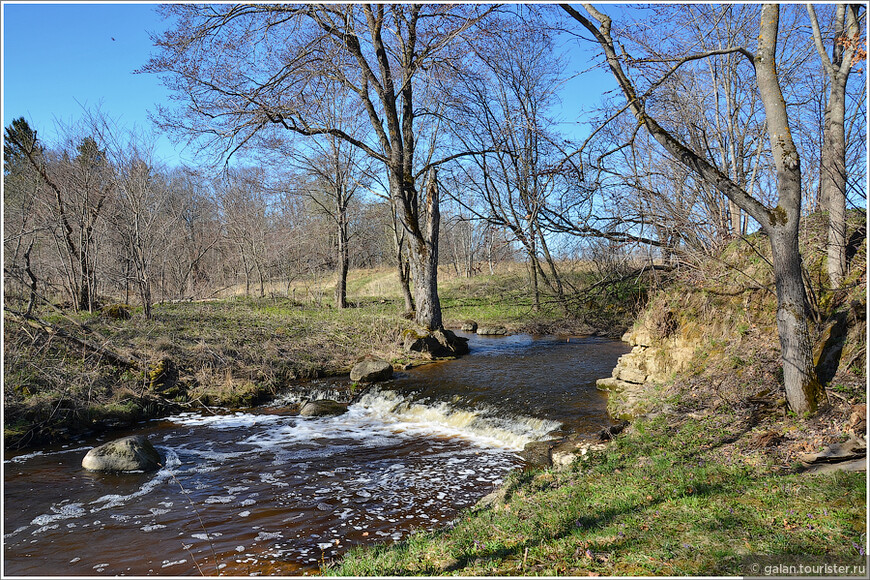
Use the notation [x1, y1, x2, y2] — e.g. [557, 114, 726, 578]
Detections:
[460, 321, 478, 332]
[402, 328, 469, 357]
[82, 435, 162, 472]
[299, 399, 347, 417]
[476, 326, 507, 336]
[350, 360, 393, 383]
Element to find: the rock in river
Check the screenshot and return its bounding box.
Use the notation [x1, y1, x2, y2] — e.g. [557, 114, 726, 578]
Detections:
[299, 399, 348, 417]
[82, 435, 162, 472]
[476, 326, 507, 336]
[350, 360, 393, 383]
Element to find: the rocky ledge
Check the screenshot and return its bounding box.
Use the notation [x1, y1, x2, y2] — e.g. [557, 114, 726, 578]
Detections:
[595, 322, 697, 420]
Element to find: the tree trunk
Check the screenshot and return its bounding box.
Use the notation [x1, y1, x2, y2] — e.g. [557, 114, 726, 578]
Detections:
[399, 257, 415, 314]
[335, 215, 349, 309]
[389, 198, 416, 314]
[807, 3, 860, 289]
[408, 171, 443, 331]
[770, 227, 827, 414]
[729, 200, 742, 238]
[78, 250, 92, 312]
[820, 63, 849, 289]
[529, 250, 541, 312]
[754, 4, 826, 414]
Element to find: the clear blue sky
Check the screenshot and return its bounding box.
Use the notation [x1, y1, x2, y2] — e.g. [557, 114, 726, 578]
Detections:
[3, 2, 618, 168]
[2, 2, 190, 164]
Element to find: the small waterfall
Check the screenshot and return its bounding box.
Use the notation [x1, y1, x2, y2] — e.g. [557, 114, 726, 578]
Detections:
[351, 387, 561, 450]
[270, 381, 352, 407]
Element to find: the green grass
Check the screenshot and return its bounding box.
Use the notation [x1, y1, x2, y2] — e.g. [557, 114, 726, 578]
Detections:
[328, 413, 866, 576]
[2, 294, 418, 447]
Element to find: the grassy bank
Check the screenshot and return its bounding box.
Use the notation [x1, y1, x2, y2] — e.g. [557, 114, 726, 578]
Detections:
[328, 410, 865, 576]
[3, 296, 413, 448]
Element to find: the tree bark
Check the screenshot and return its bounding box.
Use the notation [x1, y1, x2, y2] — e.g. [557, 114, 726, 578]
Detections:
[807, 4, 860, 289]
[407, 170, 443, 330]
[769, 227, 827, 414]
[335, 207, 349, 309]
[389, 194, 416, 314]
[822, 79, 848, 288]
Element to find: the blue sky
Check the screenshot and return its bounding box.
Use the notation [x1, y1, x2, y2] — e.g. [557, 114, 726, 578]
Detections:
[2, 2, 190, 164]
[2, 2, 618, 168]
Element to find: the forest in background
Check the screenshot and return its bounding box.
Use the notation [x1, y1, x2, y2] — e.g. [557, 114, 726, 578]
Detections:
[4, 3, 867, 420]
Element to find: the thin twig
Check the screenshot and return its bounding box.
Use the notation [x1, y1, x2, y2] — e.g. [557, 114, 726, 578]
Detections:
[165, 467, 221, 575]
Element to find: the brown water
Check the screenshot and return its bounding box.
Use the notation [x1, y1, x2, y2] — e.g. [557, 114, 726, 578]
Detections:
[3, 332, 629, 576]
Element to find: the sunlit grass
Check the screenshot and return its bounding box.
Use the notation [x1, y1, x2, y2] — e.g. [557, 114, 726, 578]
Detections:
[328, 413, 866, 576]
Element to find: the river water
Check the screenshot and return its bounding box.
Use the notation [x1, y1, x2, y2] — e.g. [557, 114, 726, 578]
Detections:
[3, 332, 628, 576]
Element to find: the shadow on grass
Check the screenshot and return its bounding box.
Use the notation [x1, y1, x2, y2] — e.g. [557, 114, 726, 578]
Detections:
[377, 478, 739, 576]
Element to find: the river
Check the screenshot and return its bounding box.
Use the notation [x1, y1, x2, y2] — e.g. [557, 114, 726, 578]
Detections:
[2, 332, 628, 576]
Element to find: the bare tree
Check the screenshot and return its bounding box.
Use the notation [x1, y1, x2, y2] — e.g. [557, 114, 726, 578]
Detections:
[446, 17, 574, 311]
[158, 168, 222, 300]
[6, 120, 114, 313]
[807, 3, 864, 288]
[217, 168, 273, 298]
[145, 3, 494, 335]
[95, 123, 182, 318]
[3, 119, 45, 316]
[561, 4, 827, 415]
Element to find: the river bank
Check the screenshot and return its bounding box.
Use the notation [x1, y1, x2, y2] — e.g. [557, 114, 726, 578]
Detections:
[329, 213, 868, 576]
[4, 267, 628, 451]
[4, 331, 631, 576]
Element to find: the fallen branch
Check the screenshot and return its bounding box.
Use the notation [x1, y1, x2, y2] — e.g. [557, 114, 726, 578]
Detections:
[4, 307, 145, 369]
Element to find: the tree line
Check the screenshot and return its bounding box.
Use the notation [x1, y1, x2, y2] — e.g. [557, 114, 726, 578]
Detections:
[3, 3, 866, 416]
[3, 115, 517, 316]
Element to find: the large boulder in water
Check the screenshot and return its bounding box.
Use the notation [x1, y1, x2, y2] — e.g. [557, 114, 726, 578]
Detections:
[82, 435, 161, 472]
[299, 399, 347, 417]
[350, 360, 393, 383]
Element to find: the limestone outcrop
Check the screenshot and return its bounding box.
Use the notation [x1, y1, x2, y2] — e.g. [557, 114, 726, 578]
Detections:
[596, 314, 699, 420]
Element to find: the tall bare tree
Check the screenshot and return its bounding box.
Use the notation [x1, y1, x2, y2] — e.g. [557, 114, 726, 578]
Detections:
[807, 3, 864, 288]
[446, 17, 574, 311]
[6, 121, 114, 313]
[145, 3, 493, 333]
[562, 4, 827, 415]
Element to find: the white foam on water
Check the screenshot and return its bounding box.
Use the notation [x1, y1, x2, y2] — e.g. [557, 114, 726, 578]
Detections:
[272, 386, 349, 407]
[169, 411, 282, 429]
[30, 502, 86, 528]
[350, 388, 560, 450]
[88, 447, 181, 512]
[204, 496, 234, 504]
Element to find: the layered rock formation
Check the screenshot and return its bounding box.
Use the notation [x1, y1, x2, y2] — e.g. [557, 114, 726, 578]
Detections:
[596, 317, 697, 420]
